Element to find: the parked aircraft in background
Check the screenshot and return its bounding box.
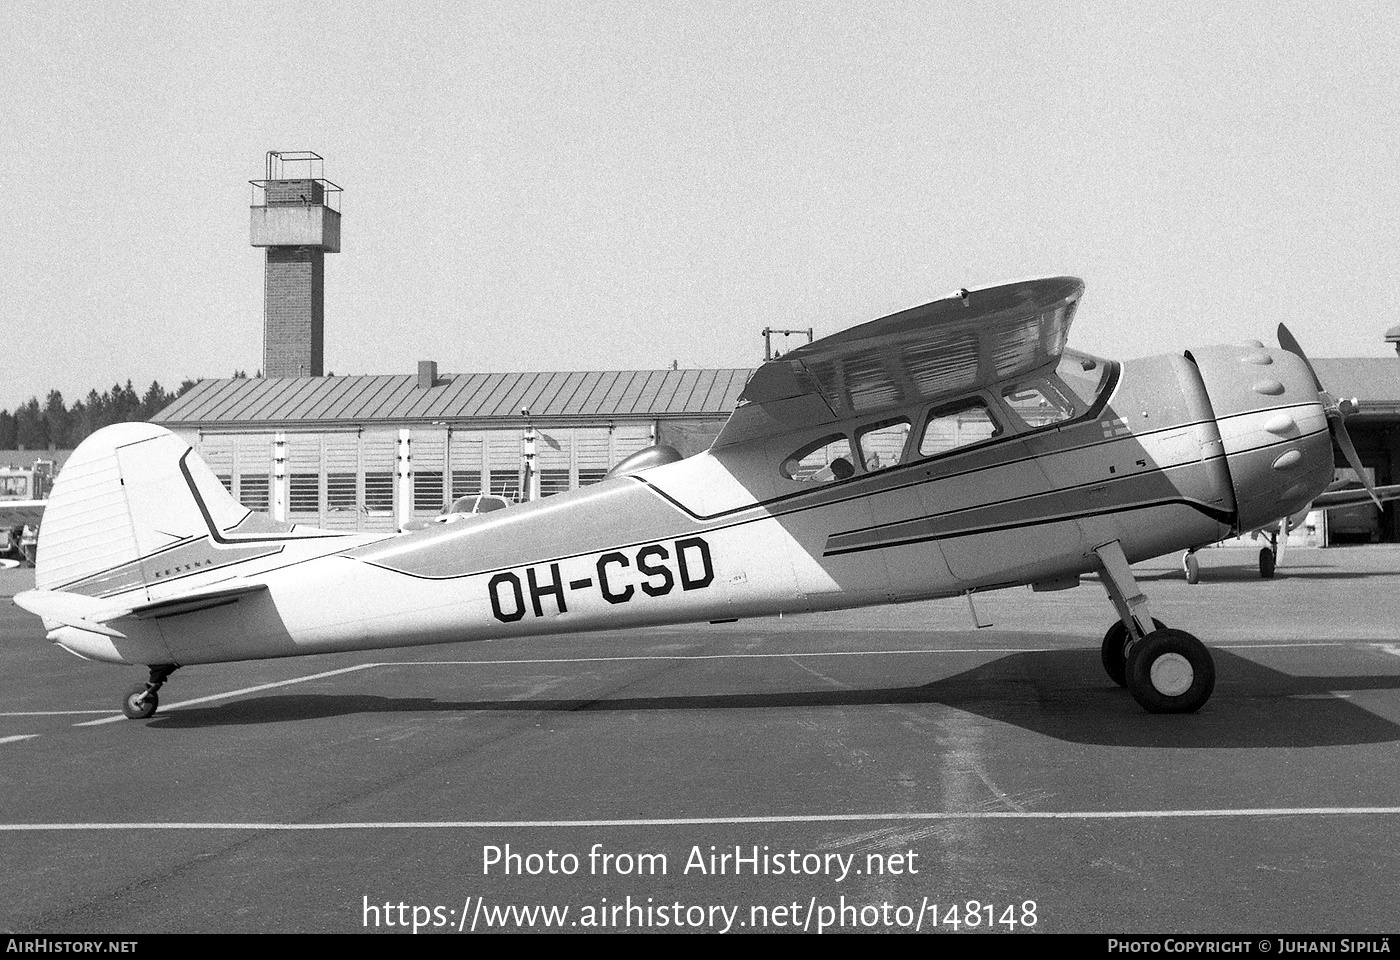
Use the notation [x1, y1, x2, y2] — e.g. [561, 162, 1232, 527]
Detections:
[1182, 480, 1400, 583]
[1, 460, 54, 565]
[12, 278, 1361, 719]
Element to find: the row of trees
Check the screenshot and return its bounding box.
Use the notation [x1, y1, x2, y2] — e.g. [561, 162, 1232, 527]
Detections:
[0, 379, 200, 451]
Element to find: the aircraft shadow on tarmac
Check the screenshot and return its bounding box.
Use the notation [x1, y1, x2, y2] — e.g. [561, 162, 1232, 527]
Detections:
[148, 648, 1400, 749]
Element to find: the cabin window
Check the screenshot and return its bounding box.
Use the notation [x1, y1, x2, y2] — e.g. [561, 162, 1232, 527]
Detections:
[539, 469, 571, 497]
[857, 418, 911, 473]
[488, 470, 520, 500]
[413, 471, 445, 512]
[327, 473, 358, 511]
[364, 473, 394, 513]
[782, 434, 856, 483]
[289, 474, 320, 513]
[238, 474, 270, 511]
[1002, 379, 1075, 428]
[918, 400, 1001, 457]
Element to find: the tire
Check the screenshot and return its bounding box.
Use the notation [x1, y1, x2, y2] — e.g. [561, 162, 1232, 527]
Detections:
[1184, 553, 1200, 585]
[1258, 547, 1276, 579]
[1125, 628, 1215, 714]
[1101, 618, 1167, 687]
[122, 685, 158, 720]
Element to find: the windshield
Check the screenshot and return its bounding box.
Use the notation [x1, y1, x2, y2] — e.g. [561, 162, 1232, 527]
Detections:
[1054, 350, 1113, 410]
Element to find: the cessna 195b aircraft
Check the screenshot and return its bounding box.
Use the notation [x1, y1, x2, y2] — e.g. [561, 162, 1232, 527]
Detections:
[13, 277, 1373, 719]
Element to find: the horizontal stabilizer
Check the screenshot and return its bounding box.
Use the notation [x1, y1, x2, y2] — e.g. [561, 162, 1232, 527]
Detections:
[13, 589, 127, 637]
[125, 581, 269, 619]
[15, 580, 268, 633]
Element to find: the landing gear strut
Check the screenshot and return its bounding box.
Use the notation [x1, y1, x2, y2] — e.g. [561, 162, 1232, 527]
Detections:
[122, 664, 179, 720]
[1095, 541, 1215, 713]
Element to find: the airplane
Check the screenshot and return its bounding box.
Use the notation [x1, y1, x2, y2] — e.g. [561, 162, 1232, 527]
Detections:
[0, 501, 46, 567]
[1180, 479, 1400, 583]
[11, 277, 1366, 719]
[401, 493, 516, 532]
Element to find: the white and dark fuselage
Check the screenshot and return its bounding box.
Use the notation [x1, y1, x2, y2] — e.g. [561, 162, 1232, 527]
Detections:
[27, 337, 1332, 670]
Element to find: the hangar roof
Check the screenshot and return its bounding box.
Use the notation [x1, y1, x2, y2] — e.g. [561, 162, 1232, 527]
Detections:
[150, 358, 1400, 428]
[0, 449, 73, 471]
[153, 369, 756, 427]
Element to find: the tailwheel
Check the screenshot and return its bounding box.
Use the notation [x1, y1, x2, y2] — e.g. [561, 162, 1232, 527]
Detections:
[1125, 628, 1215, 714]
[1258, 547, 1276, 579]
[1100, 618, 1166, 687]
[1183, 551, 1200, 585]
[120, 663, 178, 720]
[122, 685, 158, 719]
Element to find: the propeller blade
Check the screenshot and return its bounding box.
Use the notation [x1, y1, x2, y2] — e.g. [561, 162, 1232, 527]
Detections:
[1333, 417, 1384, 509]
[1277, 323, 1325, 392]
[1278, 323, 1383, 510]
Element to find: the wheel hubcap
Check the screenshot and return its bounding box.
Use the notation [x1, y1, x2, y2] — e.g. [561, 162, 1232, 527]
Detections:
[1150, 653, 1194, 696]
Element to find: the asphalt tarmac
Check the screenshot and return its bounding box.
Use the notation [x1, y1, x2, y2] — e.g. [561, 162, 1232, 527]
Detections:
[3, 545, 1399, 935]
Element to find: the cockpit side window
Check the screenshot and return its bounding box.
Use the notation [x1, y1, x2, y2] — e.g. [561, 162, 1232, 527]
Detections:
[1002, 379, 1076, 429]
[781, 434, 856, 483]
[918, 399, 1001, 458]
[856, 418, 911, 473]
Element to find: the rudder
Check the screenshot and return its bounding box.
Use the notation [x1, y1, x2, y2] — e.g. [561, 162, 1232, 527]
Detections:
[35, 423, 250, 594]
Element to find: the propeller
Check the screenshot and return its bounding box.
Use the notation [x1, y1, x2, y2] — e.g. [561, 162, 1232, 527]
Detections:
[1277, 324, 1382, 508]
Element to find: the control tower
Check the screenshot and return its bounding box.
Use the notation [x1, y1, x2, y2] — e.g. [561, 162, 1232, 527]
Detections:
[250, 151, 342, 378]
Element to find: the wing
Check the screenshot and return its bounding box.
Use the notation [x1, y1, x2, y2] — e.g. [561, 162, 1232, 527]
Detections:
[714, 277, 1084, 447]
[1311, 483, 1400, 510]
[0, 501, 45, 527]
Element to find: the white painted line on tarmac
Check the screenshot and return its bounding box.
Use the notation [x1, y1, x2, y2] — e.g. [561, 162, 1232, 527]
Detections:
[72, 664, 383, 727]
[0, 710, 118, 716]
[1217, 642, 1358, 649]
[389, 649, 1051, 667]
[3, 807, 1400, 831]
[0, 735, 40, 745]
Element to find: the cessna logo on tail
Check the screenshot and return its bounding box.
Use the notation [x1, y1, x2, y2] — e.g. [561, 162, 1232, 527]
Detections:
[488, 537, 715, 622]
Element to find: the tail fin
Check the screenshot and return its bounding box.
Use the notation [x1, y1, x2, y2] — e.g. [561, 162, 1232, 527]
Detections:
[35, 422, 259, 594]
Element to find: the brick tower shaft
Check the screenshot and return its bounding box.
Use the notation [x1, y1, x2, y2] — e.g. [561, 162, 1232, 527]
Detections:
[249, 153, 342, 378]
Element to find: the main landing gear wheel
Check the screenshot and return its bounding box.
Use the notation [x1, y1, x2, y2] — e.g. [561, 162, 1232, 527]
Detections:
[1258, 547, 1276, 579]
[1101, 618, 1166, 687]
[1183, 551, 1200, 585]
[122, 685, 158, 720]
[1125, 628, 1215, 714]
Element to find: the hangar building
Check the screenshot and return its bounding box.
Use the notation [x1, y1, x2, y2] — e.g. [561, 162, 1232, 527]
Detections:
[152, 366, 750, 533]
[1309, 357, 1400, 543]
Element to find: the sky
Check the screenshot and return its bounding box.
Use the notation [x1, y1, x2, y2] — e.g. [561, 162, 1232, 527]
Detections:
[3, 0, 1398, 410]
